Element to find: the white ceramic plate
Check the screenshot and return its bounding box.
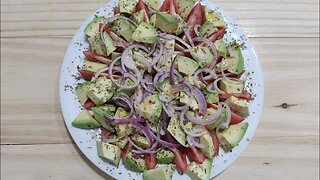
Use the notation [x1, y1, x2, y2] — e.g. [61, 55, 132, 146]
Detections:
[59, 0, 264, 179]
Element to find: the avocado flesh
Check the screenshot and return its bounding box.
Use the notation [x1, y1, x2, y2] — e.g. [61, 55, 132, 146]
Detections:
[219, 122, 249, 151]
[167, 115, 187, 146]
[75, 81, 91, 105]
[111, 19, 136, 42]
[88, 33, 107, 56]
[142, 0, 161, 10]
[102, 31, 117, 56]
[119, 0, 137, 13]
[226, 45, 244, 75]
[132, 22, 158, 43]
[177, 56, 199, 76]
[199, 132, 215, 159]
[96, 141, 121, 166]
[186, 159, 213, 180]
[199, 21, 218, 37]
[82, 61, 107, 73]
[84, 16, 106, 37]
[92, 105, 116, 132]
[72, 110, 101, 129]
[124, 153, 146, 172]
[176, 0, 196, 20]
[114, 107, 133, 138]
[205, 108, 228, 131]
[143, 165, 175, 180]
[139, 94, 162, 124]
[219, 78, 245, 93]
[156, 149, 175, 164]
[155, 12, 179, 33]
[87, 76, 115, 105]
[225, 96, 249, 117]
[189, 46, 214, 68]
[214, 39, 227, 58]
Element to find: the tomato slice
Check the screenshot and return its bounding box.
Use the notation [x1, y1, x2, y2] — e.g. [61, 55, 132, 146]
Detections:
[100, 128, 112, 141]
[172, 148, 188, 172]
[79, 69, 94, 81]
[207, 28, 226, 42]
[160, 0, 177, 12]
[136, 0, 149, 23]
[113, 6, 120, 14]
[83, 99, 96, 109]
[144, 154, 157, 169]
[208, 130, 220, 156]
[121, 143, 132, 162]
[230, 112, 244, 125]
[186, 3, 205, 37]
[186, 146, 206, 164]
[83, 51, 113, 65]
[233, 92, 253, 101]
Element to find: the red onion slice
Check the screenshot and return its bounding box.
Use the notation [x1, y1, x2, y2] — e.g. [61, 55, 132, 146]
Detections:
[194, 24, 201, 37]
[146, 125, 180, 148]
[159, 33, 191, 49]
[94, 67, 109, 78]
[191, 86, 207, 116]
[184, 29, 195, 46]
[169, 52, 182, 85]
[187, 135, 204, 148]
[185, 103, 223, 125]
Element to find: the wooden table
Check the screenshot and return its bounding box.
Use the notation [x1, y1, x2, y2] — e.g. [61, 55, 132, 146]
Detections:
[1, 0, 319, 179]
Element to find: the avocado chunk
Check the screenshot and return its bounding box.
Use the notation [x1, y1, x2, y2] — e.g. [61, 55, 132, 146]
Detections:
[199, 131, 215, 159]
[155, 12, 179, 33]
[110, 136, 129, 149]
[87, 77, 115, 105]
[111, 52, 122, 59]
[111, 19, 136, 42]
[204, 8, 226, 28]
[88, 33, 107, 56]
[204, 90, 219, 104]
[179, 91, 198, 111]
[96, 141, 121, 166]
[219, 122, 249, 151]
[102, 31, 117, 56]
[132, 22, 158, 43]
[140, 94, 162, 124]
[124, 152, 147, 172]
[72, 110, 101, 129]
[142, 0, 161, 10]
[114, 107, 134, 138]
[133, 10, 145, 24]
[150, 14, 157, 26]
[116, 78, 135, 96]
[143, 165, 175, 180]
[84, 16, 106, 37]
[199, 21, 218, 38]
[131, 134, 150, 148]
[119, 0, 137, 14]
[214, 39, 227, 58]
[82, 61, 107, 72]
[214, 59, 229, 73]
[225, 45, 244, 74]
[92, 105, 116, 132]
[176, 0, 196, 20]
[189, 46, 214, 68]
[167, 115, 187, 146]
[225, 96, 249, 117]
[219, 78, 245, 93]
[205, 108, 228, 131]
[156, 149, 175, 164]
[177, 56, 199, 76]
[185, 159, 212, 180]
[75, 81, 91, 105]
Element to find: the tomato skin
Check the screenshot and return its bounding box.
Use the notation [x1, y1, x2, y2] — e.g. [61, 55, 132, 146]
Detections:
[78, 69, 94, 81]
[208, 130, 220, 156]
[233, 92, 253, 101]
[136, 0, 149, 22]
[186, 3, 205, 37]
[113, 7, 120, 14]
[83, 51, 113, 65]
[144, 154, 157, 170]
[121, 143, 132, 161]
[172, 149, 188, 172]
[207, 28, 226, 42]
[186, 146, 206, 164]
[160, 0, 177, 12]
[83, 99, 96, 109]
[230, 112, 245, 125]
[100, 128, 112, 141]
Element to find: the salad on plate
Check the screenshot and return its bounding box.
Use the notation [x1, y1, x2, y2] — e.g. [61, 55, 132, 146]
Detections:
[71, 0, 253, 179]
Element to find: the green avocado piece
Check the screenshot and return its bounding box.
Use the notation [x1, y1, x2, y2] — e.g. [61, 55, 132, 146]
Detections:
[150, 14, 157, 26]
[96, 141, 121, 166]
[177, 56, 199, 75]
[205, 8, 226, 28]
[72, 110, 101, 129]
[199, 131, 215, 159]
[82, 61, 107, 73]
[225, 45, 244, 74]
[87, 76, 115, 105]
[116, 78, 135, 96]
[75, 81, 91, 105]
[110, 136, 129, 149]
[140, 94, 162, 124]
[205, 108, 228, 131]
[92, 105, 116, 132]
[132, 22, 158, 43]
[131, 134, 150, 148]
[88, 33, 107, 56]
[214, 59, 229, 73]
[189, 45, 214, 68]
[133, 10, 145, 24]
[84, 16, 106, 37]
[167, 115, 187, 147]
[186, 159, 213, 180]
[176, 0, 196, 20]
[219, 122, 249, 151]
[102, 31, 117, 56]
[225, 96, 249, 117]
[204, 90, 219, 104]
[214, 39, 227, 58]
[143, 165, 175, 180]
[124, 152, 147, 172]
[119, 0, 137, 14]
[143, 0, 161, 10]
[156, 149, 175, 164]
[199, 21, 218, 38]
[111, 19, 136, 42]
[179, 91, 198, 111]
[155, 12, 179, 33]
[219, 78, 245, 93]
[113, 107, 134, 138]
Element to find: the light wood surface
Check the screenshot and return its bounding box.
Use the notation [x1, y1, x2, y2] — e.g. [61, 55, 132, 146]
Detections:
[1, 0, 319, 179]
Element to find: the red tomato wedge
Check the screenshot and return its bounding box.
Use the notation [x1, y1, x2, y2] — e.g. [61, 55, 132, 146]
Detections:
[113, 6, 120, 14]
[83, 51, 112, 65]
[83, 99, 96, 109]
[186, 146, 206, 164]
[172, 149, 188, 172]
[121, 143, 132, 161]
[208, 130, 220, 156]
[230, 111, 245, 125]
[144, 154, 157, 170]
[186, 3, 205, 37]
[208, 28, 226, 42]
[233, 92, 253, 101]
[100, 128, 112, 141]
[160, 0, 177, 12]
[79, 69, 94, 81]
[136, 0, 149, 23]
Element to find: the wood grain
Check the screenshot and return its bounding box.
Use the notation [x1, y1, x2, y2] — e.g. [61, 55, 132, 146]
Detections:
[1, 37, 319, 144]
[1, 0, 319, 38]
[1, 136, 319, 180]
